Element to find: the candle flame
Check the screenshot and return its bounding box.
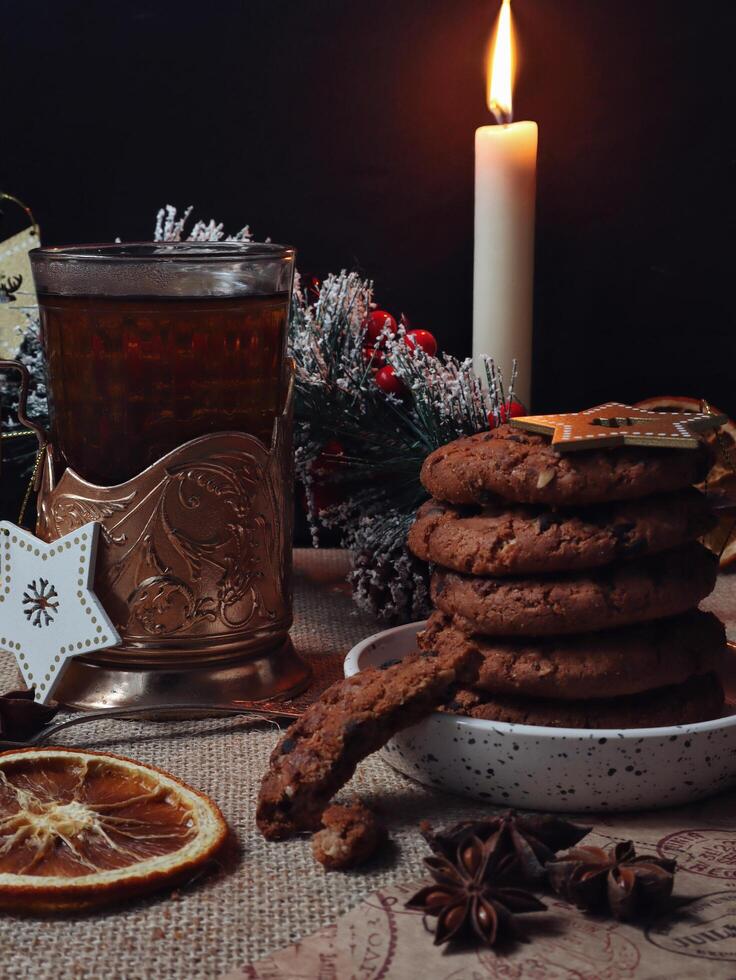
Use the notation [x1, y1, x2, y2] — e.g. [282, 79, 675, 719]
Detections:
[487, 0, 515, 124]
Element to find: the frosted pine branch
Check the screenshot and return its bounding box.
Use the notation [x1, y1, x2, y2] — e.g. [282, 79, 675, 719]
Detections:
[153, 205, 253, 243]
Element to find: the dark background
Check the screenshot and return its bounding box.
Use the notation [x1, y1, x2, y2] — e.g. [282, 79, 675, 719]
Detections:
[4, 0, 735, 413]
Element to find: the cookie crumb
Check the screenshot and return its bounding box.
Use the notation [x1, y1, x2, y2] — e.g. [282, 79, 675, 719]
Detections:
[311, 801, 387, 871]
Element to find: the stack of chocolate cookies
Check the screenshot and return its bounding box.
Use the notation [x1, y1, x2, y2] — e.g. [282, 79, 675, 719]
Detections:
[409, 425, 727, 728]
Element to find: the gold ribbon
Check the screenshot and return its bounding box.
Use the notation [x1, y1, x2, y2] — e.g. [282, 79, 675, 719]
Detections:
[0, 430, 43, 526]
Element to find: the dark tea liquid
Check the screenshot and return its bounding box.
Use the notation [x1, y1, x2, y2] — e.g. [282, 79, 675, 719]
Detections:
[38, 292, 289, 486]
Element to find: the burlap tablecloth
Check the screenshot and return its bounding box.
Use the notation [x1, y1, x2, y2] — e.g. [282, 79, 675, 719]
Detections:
[0, 549, 734, 980]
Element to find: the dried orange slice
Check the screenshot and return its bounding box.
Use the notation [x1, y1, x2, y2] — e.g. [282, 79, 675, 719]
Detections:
[635, 396, 736, 569]
[635, 396, 736, 491]
[0, 747, 227, 913]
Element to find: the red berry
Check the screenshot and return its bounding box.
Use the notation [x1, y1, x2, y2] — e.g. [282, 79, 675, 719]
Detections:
[405, 329, 438, 356]
[362, 346, 385, 368]
[488, 399, 526, 429]
[507, 399, 526, 418]
[363, 310, 397, 345]
[374, 365, 406, 396]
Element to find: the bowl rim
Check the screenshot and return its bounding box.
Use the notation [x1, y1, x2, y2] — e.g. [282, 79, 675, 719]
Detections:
[344, 620, 736, 741]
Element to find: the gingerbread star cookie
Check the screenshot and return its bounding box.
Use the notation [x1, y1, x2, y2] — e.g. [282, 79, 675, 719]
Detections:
[511, 402, 726, 452]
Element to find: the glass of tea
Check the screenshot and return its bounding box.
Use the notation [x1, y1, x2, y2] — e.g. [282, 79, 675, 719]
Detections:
[27, 241, 308, 710]
[30, 242, 295, 485]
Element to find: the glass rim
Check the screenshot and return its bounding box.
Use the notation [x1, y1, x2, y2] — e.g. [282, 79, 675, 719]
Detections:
[30, 241, 295, 263]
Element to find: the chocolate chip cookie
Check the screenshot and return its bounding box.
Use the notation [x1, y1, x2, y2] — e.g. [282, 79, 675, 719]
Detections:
[421, 425, 710, 507]
[420, 610, 726, 699]
[256, 643, 481, 840]
[408, 490, 713, 576]
[442, 672, 725, 729]
[431, 542, 718, 636]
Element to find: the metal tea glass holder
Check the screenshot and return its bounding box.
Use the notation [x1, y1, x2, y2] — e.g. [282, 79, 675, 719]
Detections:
[2, 358, 311, 711]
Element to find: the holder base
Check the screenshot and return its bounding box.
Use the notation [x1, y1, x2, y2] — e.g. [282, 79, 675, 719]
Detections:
[54, 637, 312, 712]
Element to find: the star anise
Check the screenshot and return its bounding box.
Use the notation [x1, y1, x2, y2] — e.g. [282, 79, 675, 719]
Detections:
[0, 688, 57, 741]
[421, 811, 591, 882]
[406, 835, 546, 948]
[547, 841, 676, 921]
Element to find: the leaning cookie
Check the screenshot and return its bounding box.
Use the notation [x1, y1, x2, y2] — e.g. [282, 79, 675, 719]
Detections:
[408, 490, 714, 577]
[441, 672, 725, 729]
[256, 645, 480, 840]
[421, 425, 710, 507]
[419, 610, 726, 700]
[431, 542, 718, 636]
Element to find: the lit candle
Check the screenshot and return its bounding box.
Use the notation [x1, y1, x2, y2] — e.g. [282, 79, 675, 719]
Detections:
[472, 0, 537, 408]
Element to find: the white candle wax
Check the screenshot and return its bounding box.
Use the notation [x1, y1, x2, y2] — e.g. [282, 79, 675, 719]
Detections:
[472, 120, 537, 408]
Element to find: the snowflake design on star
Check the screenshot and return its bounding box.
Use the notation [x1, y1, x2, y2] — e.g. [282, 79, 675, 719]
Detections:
[22, 578, 59, 628]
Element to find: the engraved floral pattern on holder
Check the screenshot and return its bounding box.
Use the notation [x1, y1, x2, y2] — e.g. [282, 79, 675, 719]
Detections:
[36, 412, 293, 663]
[48, 493, 136, 548]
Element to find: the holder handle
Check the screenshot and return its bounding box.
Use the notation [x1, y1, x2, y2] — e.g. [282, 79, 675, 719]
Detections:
[0, 359, 48, 450]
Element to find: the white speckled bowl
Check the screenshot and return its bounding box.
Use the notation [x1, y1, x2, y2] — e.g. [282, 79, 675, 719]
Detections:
[344, 622, 736, 812]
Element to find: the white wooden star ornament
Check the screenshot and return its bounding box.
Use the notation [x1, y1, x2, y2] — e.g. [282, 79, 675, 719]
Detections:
[0, 521, 120, 703]
[511, 401, 727, 452]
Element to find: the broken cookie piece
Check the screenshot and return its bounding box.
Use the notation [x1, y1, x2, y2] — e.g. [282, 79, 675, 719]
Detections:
[311, 801, 386, 870]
